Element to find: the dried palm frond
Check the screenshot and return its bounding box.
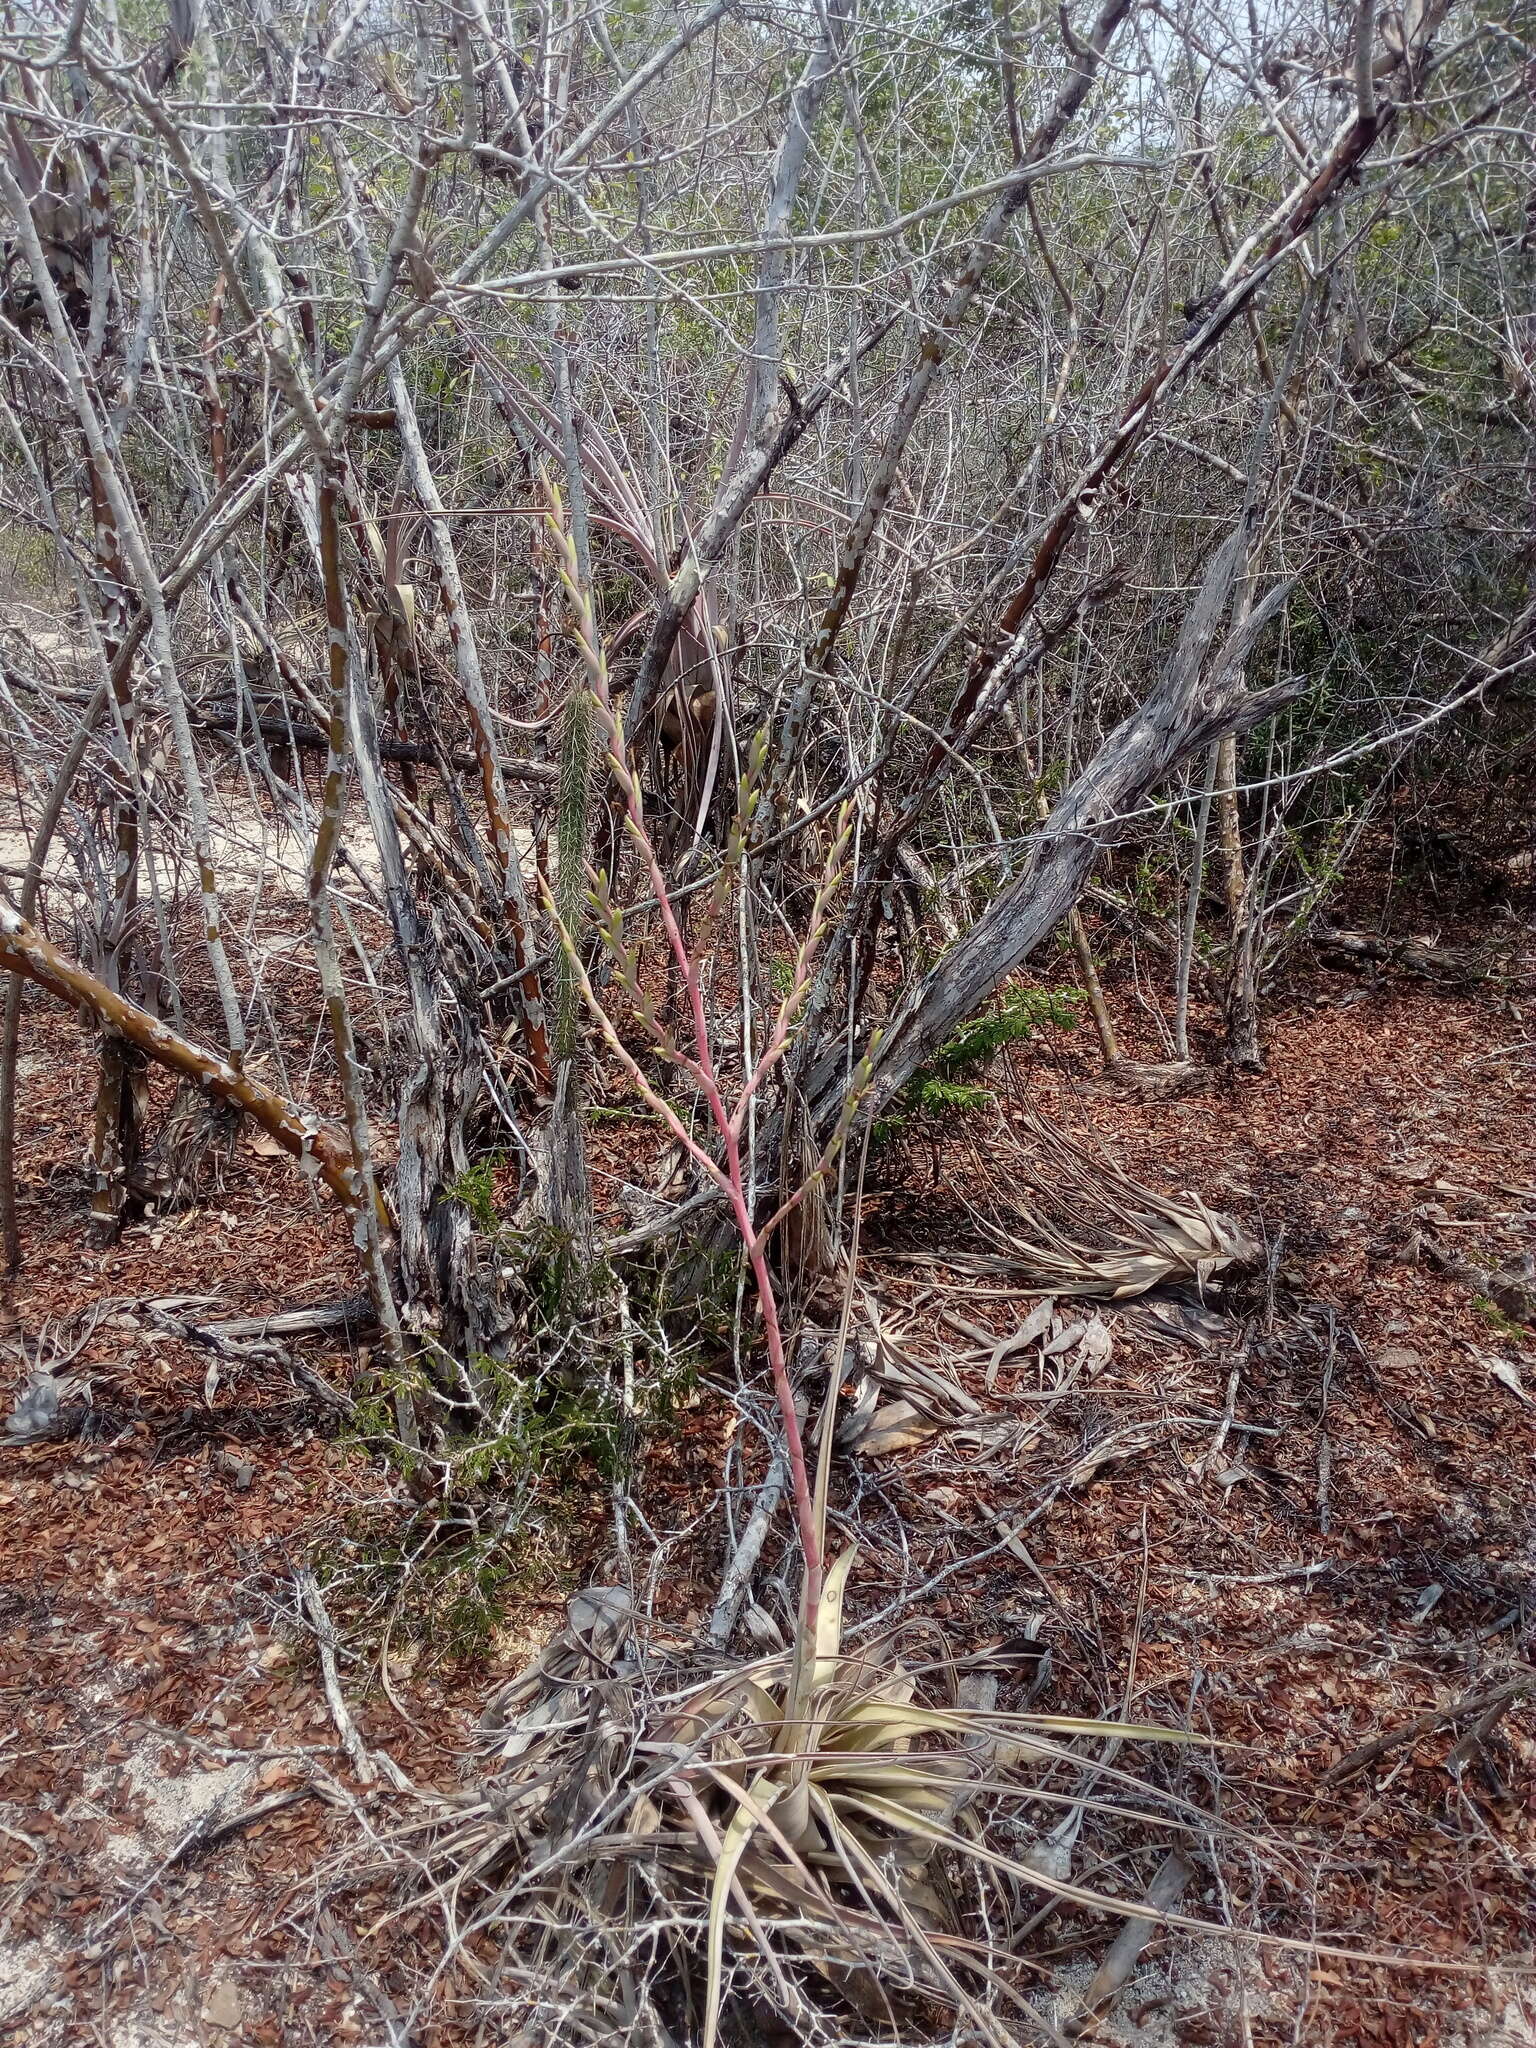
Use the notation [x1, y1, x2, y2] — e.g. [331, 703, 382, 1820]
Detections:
[963, 1112, 1257, 1299]
[366, 1568, 1210, 2047]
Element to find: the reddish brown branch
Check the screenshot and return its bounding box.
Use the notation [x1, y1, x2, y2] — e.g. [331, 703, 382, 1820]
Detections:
[0, 904, 361, 1210]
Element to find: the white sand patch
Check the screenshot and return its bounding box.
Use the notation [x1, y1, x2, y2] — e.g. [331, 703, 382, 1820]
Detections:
[1, 795, 532, 919]
[101, 1741, 264, 1872]
[1477, 1999, 1536, 2047]
[0, 803, 383, 904]
[100, 2016, 201, 2048]
[0, 1931, 60, 2027]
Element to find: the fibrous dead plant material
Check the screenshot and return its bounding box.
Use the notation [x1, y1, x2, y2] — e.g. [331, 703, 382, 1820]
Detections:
[370, 1573, 1213, 2047]
[960, 1112, 1257, 1299]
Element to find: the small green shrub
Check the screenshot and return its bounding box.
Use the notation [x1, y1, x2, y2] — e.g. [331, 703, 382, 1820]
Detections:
[928, 984, 1080, 1077]
[873, 983, 1080, 1146]
[314, 1503, 568, 1671]
[329, 1353, 636, 1669]
[451, 1356, 627, 1490]
[1474, 1295, 1529, 1340]
[446, 1154, 505, 1233]
[904, 1076, 995, 1116]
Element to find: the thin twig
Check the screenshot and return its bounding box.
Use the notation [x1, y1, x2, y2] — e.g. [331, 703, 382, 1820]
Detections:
[298, 1568, 377, 1786]
[1320, 1671, 1534, 1787]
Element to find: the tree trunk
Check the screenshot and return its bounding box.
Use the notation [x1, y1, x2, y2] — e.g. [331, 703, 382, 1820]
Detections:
[84, 458, 147, 1244]
[806, 540, 1299, 1134]
[1172, 746, 1219, 1062]
[1068, 909, 1120, 1069]
[1216, 724, 1264, 1069]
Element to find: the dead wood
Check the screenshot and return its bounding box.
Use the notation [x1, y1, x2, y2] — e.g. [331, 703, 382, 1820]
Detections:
[0, 903, 362, 1210]
[194, 709, 557, 784]
[1093, 1058, 1213, 1102]
[1315, 927, 1488, 980]
[1420, 1235, 1535, 1324]
[1320, 1669, 1534, 1785]
[806, 541, 1300, 1133]
[1064, 1848, 1195, 2035]
[187, 1298, 376, 1342]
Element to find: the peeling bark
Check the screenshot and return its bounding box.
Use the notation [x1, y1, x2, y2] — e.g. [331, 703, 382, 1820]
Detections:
[0, 904, 360, 1209]
[808, 548, 1301, 1131]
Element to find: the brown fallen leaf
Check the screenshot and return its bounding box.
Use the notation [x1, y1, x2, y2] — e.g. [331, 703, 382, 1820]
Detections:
[1077, 1315, 1114, 1374]
[845, 1400, 939, 1457]
[1384, 1156, 1438, 1184]
[1373, 1345, 1423, 1370]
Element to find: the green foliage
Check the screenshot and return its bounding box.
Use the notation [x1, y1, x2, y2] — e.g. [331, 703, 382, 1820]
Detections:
[1124, 849, 1175, 920]
[375, 1527, 524, 1665]
[513, 1217, 605, 1332]
[1281, 810, 1358, 900]
[315, 1502, 568, 1671]
[1474, 1296, 1529, 1340]
[335, 1266, 703, 1666]
[641, 1346, 700, 1423]
[928, 983, 1080, 1078]
[903, 1076, 994, 1116]
[874, 984, 1080, 1145]
[410, 1538, 522, 1663]
[452, 1355, 628, 1490]
[345, 1351, 437, 1488]
[447, 1154, 505, 1234]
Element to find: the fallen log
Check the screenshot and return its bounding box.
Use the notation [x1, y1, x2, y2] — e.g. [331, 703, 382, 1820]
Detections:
[1421, 1236, 1535, 1325]
[1314, 927, 1486, 980]
[188, 1298, 376, 1342]
[0, 904, 361, 1211]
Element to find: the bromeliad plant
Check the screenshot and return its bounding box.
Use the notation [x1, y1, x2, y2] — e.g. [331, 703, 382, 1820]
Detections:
[384, 1562, 1209, 2048]
[375, 478, 1207, 2042]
